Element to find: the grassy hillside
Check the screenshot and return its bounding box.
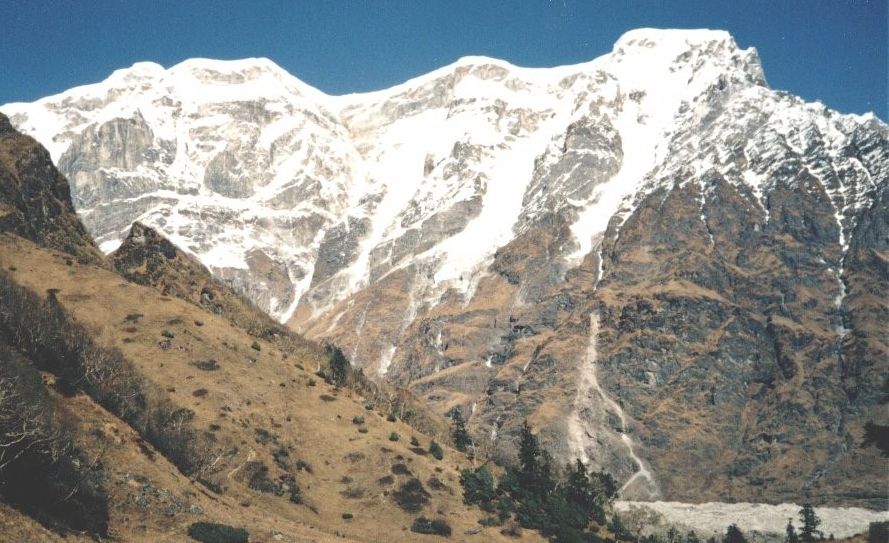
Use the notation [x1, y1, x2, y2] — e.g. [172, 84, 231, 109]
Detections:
[0, 233, 543, 542]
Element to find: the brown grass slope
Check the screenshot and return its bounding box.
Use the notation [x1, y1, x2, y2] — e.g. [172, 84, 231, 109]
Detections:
[0, 234, 540, 542]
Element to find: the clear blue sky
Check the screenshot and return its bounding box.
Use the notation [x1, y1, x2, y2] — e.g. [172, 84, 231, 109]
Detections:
[1, 0, 886, 119]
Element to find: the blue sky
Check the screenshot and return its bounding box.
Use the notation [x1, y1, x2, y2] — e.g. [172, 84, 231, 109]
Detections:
[1, 0, 886, 118]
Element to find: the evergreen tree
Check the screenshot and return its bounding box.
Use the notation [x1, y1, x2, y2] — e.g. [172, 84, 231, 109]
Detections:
[459, 466, 496, 507]
[723, 524, 748, 543]
[516, 421, 554, 497]
[799, 504, 822, 543]
[786, 520, 800, 543]
[448, 409, 473, 452]
[326, 344, 349, 386]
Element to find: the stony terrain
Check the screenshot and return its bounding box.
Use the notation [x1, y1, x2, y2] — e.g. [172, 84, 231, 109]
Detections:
[3, 28, 887, 508]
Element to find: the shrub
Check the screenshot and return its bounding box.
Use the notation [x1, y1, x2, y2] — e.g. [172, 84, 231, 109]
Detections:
[387, 413, 397, 422]
[352, 416, 365, 425]
[411, 517, 452, 537]
[410, 436, 420, 446]
[358, 427, 368, 433]
[868, 521, 889, 543]
[194, 320, 204, 326]
[342, 512, 354, 520]
[161, 329, 175, 338]
[192, 359, 219, 371]
[307, 378, 316, 386]
[429, 440, 444, 460]
[393, 478, 430, 513]
[389, 432, 400, 442]
[187, 521, 249, 543]
[250, 341, 261, 351]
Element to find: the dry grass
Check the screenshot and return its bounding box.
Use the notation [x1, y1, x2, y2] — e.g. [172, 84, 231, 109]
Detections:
[0, 233, 543, 542]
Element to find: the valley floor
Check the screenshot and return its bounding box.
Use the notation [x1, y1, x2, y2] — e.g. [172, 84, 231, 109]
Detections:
[615, 501, 889, 540]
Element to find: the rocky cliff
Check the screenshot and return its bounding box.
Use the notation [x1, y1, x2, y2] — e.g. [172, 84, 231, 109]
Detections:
[0, 112, 103, 264]
[3, 28, 886, 507]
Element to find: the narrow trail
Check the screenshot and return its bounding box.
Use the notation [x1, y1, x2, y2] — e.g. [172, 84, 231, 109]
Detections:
[569, 313, 659, 499]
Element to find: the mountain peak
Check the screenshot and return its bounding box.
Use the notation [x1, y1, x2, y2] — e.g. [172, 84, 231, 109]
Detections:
[614, 27, 736, 50]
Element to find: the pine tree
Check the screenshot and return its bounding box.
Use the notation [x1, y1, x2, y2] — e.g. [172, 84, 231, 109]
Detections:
[326, 344, 349, 386]
[799, 504, 822, 543]
[723, 524, 748, 543]
[785, 520, 800, 543]
[459, 466, 496, 506]
[516, 421, 554, 497]
[448, 409, 473, 452]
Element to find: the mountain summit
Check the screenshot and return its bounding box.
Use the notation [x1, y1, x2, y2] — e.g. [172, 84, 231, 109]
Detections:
[3, 28, 887, 506]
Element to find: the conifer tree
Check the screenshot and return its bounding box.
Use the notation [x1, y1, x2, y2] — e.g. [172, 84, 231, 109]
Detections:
[799, 504, 822, 543]
[786, 520, 800, 543]
[448, 409, 472, 452]
[723, 524, 748, 543]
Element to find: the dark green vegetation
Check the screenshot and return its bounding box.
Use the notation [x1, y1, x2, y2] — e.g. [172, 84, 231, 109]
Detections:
[868, 521, 889, 543]
[410, 516, 453, 536]
[447, 408, 473, 453]
[460, 421, 617, 542]
[187, 521, 249, 543]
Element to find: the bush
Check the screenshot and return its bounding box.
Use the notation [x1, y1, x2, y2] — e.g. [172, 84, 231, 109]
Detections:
[429, 440, 444, 460]
[250, 341, 261, 351]
[187, 522, 249, 543]
[393, 478, 430, 512]
[387, 413, 397, 422]
[192, 359, 219, 371]
[411, 517, 452, 537]
[389, 432, 400, 442]
[161, 329, 175, 338]
[342, 512, 354, 520]
[411, 436, 420, 446]
[352, 416, 365, 425]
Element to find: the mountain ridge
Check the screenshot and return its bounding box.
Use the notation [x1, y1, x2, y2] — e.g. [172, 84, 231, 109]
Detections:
[2, 27, 886, 507]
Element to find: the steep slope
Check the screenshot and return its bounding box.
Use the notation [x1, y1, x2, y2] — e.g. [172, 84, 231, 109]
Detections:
[0, 234, 538, 543]
[0, 112, 102, 264]
[0, 119, 531, 542]
[3, 28, 887, 507]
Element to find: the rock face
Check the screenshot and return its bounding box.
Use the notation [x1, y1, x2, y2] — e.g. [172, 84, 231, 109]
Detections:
[110, 221, 280, 334]
[0, 112, 103, 264]
[3, 28, 887, 507]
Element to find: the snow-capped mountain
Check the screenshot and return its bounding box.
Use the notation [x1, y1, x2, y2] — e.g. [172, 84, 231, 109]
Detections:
[3, 29, 762, 321]
[3, 28, 887, 506]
